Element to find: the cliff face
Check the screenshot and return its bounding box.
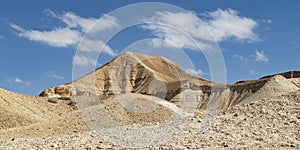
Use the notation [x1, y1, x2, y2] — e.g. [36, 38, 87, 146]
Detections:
[39, 52, 300, 110]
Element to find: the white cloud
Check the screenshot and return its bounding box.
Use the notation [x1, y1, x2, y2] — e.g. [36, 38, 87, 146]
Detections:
[185, 68, 205, 76]
[253, 50, 268, 62]
[11, 11, 119, 56]
[250, 69, 256, 75]
[261, 19, 272, 24]
[10, 24, 24, 32]
[73, 55, 97, 66]
[149, 38, 163, 48]
[234, 54, 247, 62]
[57, 11, 119, 33]
[78, 39, 117, 56]
[46, 71, 64, 80]
[15, 77, 23, 83]
[142, 11, 212, 50]
[204, 9, 259, 42]
[142, 9, 259, 50]
[260, 19, 272, 31]
[235, 50, 269, 63]
[148, 37, 196, 49]
[11, 24, 81, 48]
[7, 77, 31, 86]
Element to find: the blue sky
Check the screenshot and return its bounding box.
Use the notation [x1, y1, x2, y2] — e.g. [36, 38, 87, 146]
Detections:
[0, 0, 299, 96]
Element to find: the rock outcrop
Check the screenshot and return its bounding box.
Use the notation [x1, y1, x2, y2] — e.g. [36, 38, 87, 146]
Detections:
[39, 85, 73, 98]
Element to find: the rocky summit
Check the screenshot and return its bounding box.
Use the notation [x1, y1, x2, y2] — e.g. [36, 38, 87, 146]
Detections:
[1, 52, 299, 149]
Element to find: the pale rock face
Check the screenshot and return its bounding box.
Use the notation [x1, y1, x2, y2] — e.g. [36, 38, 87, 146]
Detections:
[39, 85, 73, 98]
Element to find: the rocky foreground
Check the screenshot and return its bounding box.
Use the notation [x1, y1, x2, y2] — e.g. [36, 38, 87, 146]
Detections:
[0, 91, 299, 149]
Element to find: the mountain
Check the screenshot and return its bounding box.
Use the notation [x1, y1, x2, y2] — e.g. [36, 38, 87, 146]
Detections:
[40, 52, 300, 111]
[1, 52, 300, 148]
[40, 52, 215, 98]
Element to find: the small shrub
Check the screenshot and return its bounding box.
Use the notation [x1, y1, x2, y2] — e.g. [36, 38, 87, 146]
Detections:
[58, 97, 71, 100]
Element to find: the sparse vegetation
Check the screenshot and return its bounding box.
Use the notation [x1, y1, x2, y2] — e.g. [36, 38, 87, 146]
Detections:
[58, 97, 71, 100]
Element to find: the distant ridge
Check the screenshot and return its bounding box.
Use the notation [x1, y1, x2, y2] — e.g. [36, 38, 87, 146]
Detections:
[260, 70, 300, 79]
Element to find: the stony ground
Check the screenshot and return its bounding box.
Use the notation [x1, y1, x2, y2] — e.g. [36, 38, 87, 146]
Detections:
[0, 91, 299, 149]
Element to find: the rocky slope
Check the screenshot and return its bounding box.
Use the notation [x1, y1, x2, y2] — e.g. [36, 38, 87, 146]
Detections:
[40, 52, 300, 111]
[0, 88, 88, 139]
[0, 91, 299, 149]
[0, 88, 70, 130]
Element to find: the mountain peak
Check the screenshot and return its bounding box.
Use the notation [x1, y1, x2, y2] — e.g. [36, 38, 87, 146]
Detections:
[39, 53, 300, 110]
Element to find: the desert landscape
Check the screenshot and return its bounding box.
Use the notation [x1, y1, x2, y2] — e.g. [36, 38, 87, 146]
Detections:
[0, 52, 299, 149]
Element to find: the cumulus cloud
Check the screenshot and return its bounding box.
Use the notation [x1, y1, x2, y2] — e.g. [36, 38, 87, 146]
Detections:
[142, 9, 259, 50]
[204, 9, 259, 42]
[142, 11, 212, 50]
[11, 10, 119, 56]
[56, 11, 119, 33]
[7, 77, 31, 86]
[78, 39, 117, 56]
[261, 19, 272, 24]
[10, 24, 24, 32]
[253, 50, 269, 62]
[234, 50, 269, 63]
[185, 68, 205, 76]
[73, 55, 97, 66]
[46, 71, 64, 80]
[11, 24, 81, 48]
[149, 38, 163, 48]
[234, 54, 247, 62]
[14, 77, 23, 83]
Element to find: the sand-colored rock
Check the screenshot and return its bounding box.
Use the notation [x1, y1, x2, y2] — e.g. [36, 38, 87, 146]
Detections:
[40, 52, 300, 113]
[0, 88, 73, 130]
[1, 52, 300, 149]
[40, 52, 213, 100]
[0, 88, 89, 139]
[39, 85, 73, 98]
[0, 91, 299, 149]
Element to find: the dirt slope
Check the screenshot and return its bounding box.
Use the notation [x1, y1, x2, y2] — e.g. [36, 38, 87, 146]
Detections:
[0, 88, 71, 129]
[0, 88, 89, 138]
[0, 91, 299, 149]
